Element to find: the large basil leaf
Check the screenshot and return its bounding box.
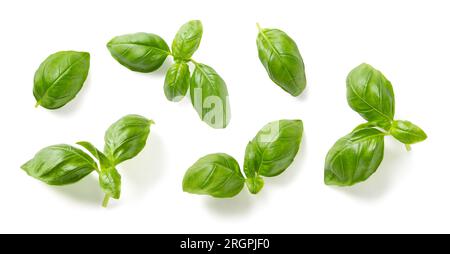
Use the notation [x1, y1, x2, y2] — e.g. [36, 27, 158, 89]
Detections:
[21, 144, 97, 185]
[104, 114, 153, 165]
[182, 153, 245, 198]
[172, 20, 203, 61]
[190, 63, 230, 129]
[33, 51, 90, 109]
[244, 120, 303, 179]
[390, 120, 427, 145]
[107, 33, 170, 73]
[346, 63, 395, 128]
[324, 126, 385, 186]
[99, 167, 121, 202]
[256, 25, 306, 96]
[164, 61, 190, 102]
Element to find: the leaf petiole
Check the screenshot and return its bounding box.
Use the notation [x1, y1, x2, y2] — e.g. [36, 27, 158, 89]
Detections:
[102, 194, 110, 208]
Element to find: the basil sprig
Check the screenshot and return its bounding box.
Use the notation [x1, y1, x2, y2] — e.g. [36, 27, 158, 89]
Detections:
[324, 64, 427, 186]
[21, 114, 154, 207]
[107, 20, 230, 129]
[183, 120, 303, 198]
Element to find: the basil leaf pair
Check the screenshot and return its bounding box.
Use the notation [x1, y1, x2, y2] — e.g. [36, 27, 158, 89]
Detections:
[107, 20, 230, 129]
[183, 120, 303, 198]
[21, 114, 154, 207]
[256, 24, 307, 96]
[34, 51, 90, 109]
[325, 64, 427, 186]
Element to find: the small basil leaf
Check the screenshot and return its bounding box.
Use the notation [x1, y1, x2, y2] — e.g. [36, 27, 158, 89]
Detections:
[245, 176, 264, 195]
[34, 51, 90, 109]
[107, 33, 170, 73]
[104, 114, 154, 165]
[244, 120, 303, 178]
[76, 141, 112, 169]
[172, 20, 203, 60]
[190, 63, 230, 129]
[182, 153, 245, 198]
[256, 25, 306, 96]
[21, 144, 97, 185]
[346, 63, 395, 128]
[324, 127, 385, 186]
[99, 167, 121, 202]
[164, 62, 190, 102]
[390, 120, 427, 144]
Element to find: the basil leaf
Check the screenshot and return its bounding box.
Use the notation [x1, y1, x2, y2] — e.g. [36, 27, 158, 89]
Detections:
[244, 120, 303, 179]
[324, 127, 385, 186]
[182, 153, 245, 198]
[346, 63, 395, 128]
[164, 61, 190, 102]
[76, 141, 112, 169]
[107, 33, 170, 73]
[99, 167, 122, 204]
[190, 63, 230, 129]
[390, 120, 427, 145]
[33, 51, 90, 109]
[104, 114, 154, 165]
[256, 25, 306, 96]
[172, 20, 203, 61]
[245, 176, 264, 194]
[21, 144, 97, 185]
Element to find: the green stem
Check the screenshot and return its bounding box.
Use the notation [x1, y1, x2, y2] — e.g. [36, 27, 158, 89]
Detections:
[189, 58, 199, 66]
[256, 22, 262, 32]
[35, 101, 40, 108]
[102, 194, 110, 208]
[405, 144, 411, 152]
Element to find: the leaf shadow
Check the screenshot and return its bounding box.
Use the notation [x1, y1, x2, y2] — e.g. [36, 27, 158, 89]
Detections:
[49, 74, 93, 116]
[119, 132, 166, 199]
[53, 174, 103, 206]
[334, 138, 409, 200]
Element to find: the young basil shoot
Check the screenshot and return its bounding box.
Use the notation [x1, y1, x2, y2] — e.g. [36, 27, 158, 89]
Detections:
[107, 20, 230, 129]
[21, 114, 154, 207]
[183, 120, 303, 198]
[324, 64, 427, 186]
[256, 23, 307, 96]
[33, 51, 90, 109]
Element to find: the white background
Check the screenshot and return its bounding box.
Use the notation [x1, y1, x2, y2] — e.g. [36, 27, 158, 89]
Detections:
[0, 0, 448, 233]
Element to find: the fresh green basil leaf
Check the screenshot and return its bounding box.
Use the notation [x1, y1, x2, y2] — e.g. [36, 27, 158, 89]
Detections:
[324, 127, 385, 186]
[190, 63, 230, 129]
[104, 114, 154, 165]
[346, 63, 395, 128]
[33, 51, 90, 109]
[99, 167, 121, 201]
[172, 20, 203, 61]
[21, 144, 97, 185]
[107, 33, 170, 73]
[256, 25, 306, 96]
[164, 61, 190, 102]
[76, 141, 112, 169]
[390, 120, 427, 144]
[245, 176, 264, 195]
[182, 153, 245, 198]
[244, 120, 303, 178]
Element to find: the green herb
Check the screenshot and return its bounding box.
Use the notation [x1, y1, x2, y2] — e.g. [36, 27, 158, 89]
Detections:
[183, 120, 303, 197]
[256, 23, 306, 96]
[324, 64, 427, 186]
[21, 114, 154, 207]
[34, 51, 90, 109]
[107, 20, 230, 128]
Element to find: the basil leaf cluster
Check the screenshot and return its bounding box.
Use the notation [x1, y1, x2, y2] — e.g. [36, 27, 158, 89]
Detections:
[183, 120, 303, 198]
[107, 20, 230, 129]
[33, 51, 90, 109]
[256, 24, 306, 96]
[324, 64, 427, 186]
[21, 114, 154, 207]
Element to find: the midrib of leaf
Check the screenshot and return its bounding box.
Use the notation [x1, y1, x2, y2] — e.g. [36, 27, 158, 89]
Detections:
[259, 30, 297, 86]
[195, 64, 220, 93]
[112, 42, 170, 55]
[37, 55, 87, 105]
[50, 146, 97, 171]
